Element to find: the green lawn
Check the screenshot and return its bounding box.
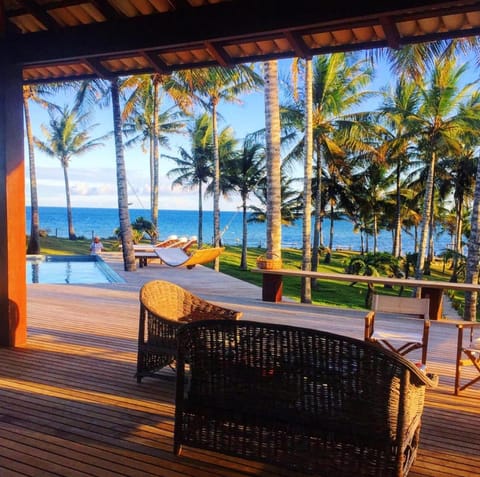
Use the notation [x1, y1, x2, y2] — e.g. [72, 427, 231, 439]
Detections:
[31, 236, 462, 313]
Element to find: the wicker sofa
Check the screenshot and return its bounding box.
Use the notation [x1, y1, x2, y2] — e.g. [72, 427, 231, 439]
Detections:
[136, 280, 242, 382]
[174, 320, 435, 477]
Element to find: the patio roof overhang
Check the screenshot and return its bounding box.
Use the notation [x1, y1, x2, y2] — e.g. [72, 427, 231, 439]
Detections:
[0, 0, 479, 348]
[1, 0, 479, 83]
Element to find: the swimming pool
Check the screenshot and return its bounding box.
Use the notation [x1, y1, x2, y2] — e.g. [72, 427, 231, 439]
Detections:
[26, 255, 125, 284]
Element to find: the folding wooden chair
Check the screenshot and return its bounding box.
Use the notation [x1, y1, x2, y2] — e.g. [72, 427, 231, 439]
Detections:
[454, 322, 480, 395]
[365, 295, 431, 365]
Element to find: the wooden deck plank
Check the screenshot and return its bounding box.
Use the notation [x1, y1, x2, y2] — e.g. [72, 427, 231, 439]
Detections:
[0, 255, 477, 476]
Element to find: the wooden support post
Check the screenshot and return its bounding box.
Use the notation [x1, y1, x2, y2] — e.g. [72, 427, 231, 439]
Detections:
[262, 273, 283, 302]
[0, 55, 26, 347]
[421, 287, 444, 321]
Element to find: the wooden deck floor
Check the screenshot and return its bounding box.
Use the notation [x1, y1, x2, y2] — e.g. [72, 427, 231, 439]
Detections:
[1, 253, 479, 476]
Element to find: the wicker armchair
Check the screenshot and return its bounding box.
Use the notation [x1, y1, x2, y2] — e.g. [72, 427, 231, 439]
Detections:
[136, 280, 242, 382]
[174, 320, 436, 477]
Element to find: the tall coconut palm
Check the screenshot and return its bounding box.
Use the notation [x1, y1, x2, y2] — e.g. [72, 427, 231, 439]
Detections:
[110, 78, 136, 271]
[436, 142, 477, 281]
[122, 74, 191, 241]
[301, 58, 313, 302]
[283, 53, 374, 272]
[24, 83, 65, 254]
[263, 60, 283, 263]
[178, 65, 263, 270]
[165, 114, 214, 248]
[465, 159, 480, 320]
[74, 79, 136, 271]
[224, 136, 265, 270]
[348, 159, 394, 253]
[24, 85, 44, 254]
[34, 103, 109, 240]
[249, 172, 302, 227]
[376, 77, 420, 257]
[407, 58, 479, 280]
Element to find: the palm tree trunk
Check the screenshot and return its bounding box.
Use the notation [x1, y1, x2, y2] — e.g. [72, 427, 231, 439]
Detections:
[62, 163, 76, 240]
[151, 78, 160, 243]
[24, 92, 40, 254]
[415, 152, 436, 282]
[264, 60, 282, 261]
[464, 160, 480, 320]
[312, 139, 323, 277]
[393, 159, 402, 257]
[212, 99, 221, 271]
[198, 182, 203, 248]
[241, 193, 248, 270]
[301, 57, 313, 303]
[111, 79, 136, 271]
[328, 203, 334, 251]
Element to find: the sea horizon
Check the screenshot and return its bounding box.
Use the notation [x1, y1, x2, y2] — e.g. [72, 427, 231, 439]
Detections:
[26, 205, 454, 255]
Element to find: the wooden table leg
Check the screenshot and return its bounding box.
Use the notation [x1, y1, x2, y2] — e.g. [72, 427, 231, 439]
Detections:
[262, 273, 283, 302]
[421, 287, 443, 320]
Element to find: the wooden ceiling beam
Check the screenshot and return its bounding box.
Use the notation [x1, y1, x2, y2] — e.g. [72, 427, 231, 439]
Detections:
[89, 0, 125, 20]
[284, 30, 311, 58]
[139, 50, 170, 74]
[7, 0, 374, 64]
[380, 15, 401, 49]
[83, 57, 114, 78]
[204, 41, 232, 67]
[15, 0, 60, 32]
[6, 0, 480, 67]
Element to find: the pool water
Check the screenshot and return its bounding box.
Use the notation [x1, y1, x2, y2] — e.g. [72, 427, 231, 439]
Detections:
[26, 255, 124, 284]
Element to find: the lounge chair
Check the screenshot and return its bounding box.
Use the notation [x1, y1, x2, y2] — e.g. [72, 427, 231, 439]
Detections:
[155, 247, 224, 269]
[133, 236, 198, 267]
[136, 280, 241, 382]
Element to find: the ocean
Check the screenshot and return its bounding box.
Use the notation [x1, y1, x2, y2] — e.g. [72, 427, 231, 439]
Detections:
[26, 206, 453, 254]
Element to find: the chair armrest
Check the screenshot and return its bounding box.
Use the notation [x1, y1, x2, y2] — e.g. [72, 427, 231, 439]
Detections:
[364, 311, 375, 339]
[456, 322, 480, 330]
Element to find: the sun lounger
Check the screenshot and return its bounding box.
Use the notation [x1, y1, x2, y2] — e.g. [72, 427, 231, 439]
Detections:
[154, 247, 224, 269]
[133, 235, 197, 254]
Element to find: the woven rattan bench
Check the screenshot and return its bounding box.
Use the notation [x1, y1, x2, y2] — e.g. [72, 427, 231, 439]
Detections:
[174, 320, 436, 476]
[136, 280, 242, 382]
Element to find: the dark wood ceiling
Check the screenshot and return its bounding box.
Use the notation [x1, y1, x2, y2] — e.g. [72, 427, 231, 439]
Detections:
[1, 0, 479, 83]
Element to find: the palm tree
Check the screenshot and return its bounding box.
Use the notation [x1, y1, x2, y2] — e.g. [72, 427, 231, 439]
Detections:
[122, 74, 191, 241]
[179, 65, 263, 271]
[110, 78, 137, 271]
[249, 172, 302, 227]
[283, 53, 374, 272]
[165, 113, 213, 248]
[34, 103, 108, 240]
[302, 58, 314, 302]
[407, 58, 480, 280]
[24, 83, 65, 254]
[75, 79, 137, 271]
[465, 161, 480, 320]
[224, 136, 265, 270]
[263, 60, 283, 265]
[348, 159, 394, 253]
[376, 77, 420, 257]
[24, 85, 44, 254]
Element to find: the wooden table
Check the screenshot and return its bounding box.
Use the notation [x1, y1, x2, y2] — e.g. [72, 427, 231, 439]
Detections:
[252, 268, 480, 320]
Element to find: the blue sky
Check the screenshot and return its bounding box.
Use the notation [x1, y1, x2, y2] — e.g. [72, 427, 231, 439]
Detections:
[25, 52, 478, 211]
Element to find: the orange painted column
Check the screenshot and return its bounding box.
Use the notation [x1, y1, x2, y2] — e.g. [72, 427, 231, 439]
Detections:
[0, 58, 27, 347]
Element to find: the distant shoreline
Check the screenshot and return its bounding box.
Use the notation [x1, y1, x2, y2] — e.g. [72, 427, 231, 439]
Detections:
[25, 206, 452, 254]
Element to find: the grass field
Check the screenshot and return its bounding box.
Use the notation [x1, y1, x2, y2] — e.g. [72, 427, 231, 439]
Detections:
[31, 235, 464, 313]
